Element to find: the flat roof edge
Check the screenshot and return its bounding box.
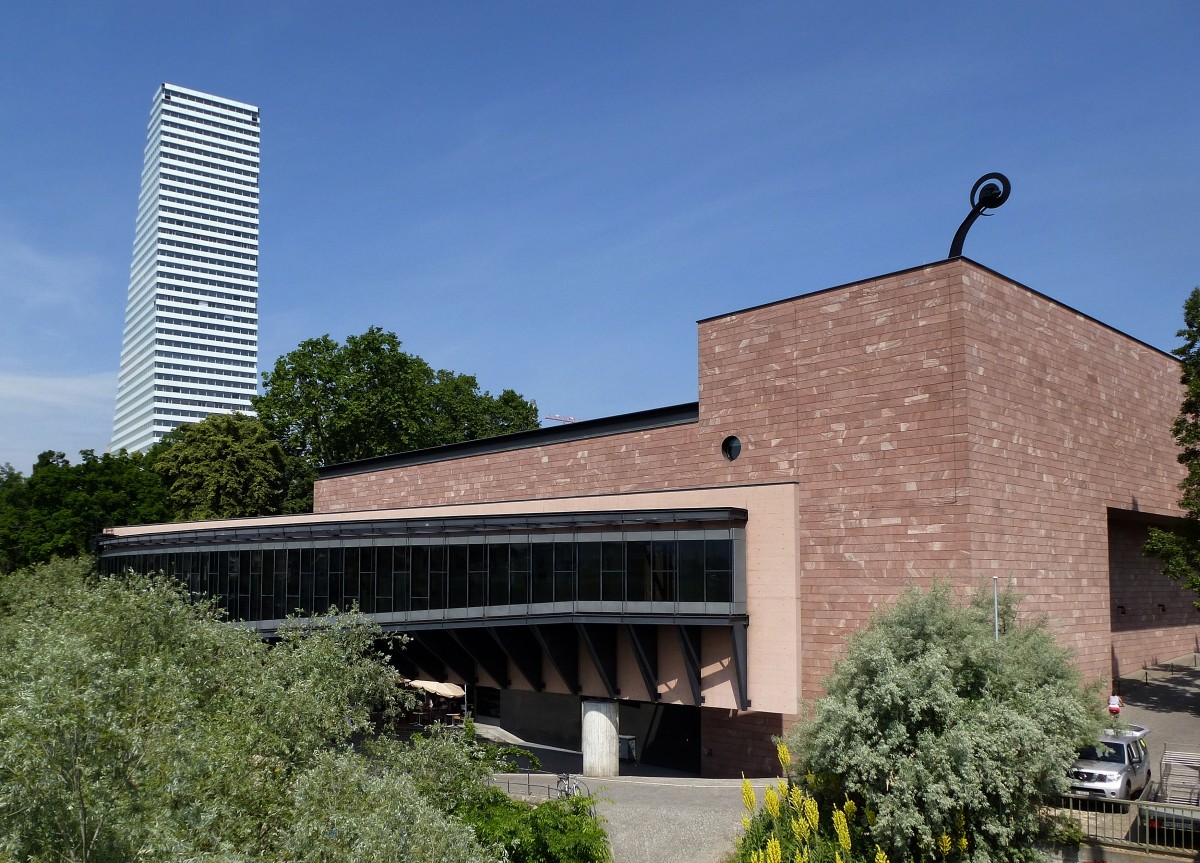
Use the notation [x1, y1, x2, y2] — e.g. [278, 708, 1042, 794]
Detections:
[97, 506, 748, 551]
[318, 402, 700, 478]
[161, 82, 258, 112]
[697, 257, 1176, 362]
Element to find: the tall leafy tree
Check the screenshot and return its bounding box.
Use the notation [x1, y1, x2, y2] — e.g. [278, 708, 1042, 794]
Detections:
[1145, 286, 1200, 608]
[0, 464, 24, 573]
[782, 582, 1101, 863]
[0, 450, 171, 572]
[0, 558, 486, 863]
[0, 558, 609, 863]
[254, 327, 539, 510]
[151, 413, 287, 520]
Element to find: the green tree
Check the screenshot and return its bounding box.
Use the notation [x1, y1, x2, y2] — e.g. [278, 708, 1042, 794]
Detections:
[150, 413, 287, 520]
[0, 464, 24, 573]
[0, 450, 171, 573]
[254, 327, 539, 510]
[0, 558, 610, 863]
[1145, 286, 1200, 608]
[0, 557, 493, 863]
[782, 582, 1101, 863]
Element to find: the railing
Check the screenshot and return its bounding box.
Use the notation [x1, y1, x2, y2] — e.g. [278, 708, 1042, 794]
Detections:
[1053, 791, 1200, 855]
[491, 771, 592, 803]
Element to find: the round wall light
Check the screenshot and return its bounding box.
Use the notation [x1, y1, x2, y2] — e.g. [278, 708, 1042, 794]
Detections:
[721, 435, 742, 461]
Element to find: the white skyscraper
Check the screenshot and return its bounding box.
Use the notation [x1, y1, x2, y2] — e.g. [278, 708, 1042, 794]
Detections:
[110, 83, 260, 454]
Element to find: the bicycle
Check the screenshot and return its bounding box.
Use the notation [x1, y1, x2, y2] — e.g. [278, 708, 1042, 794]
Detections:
[554, 772, 598, 818]
[555, 772, 590, 799]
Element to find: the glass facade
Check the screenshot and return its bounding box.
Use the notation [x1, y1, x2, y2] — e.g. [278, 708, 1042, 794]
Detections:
[111, 83, 260, 454]
[100, 529, 742, 626]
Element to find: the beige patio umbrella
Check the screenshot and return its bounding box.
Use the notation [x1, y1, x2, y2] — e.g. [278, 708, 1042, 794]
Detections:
[406, 679, 466, 699]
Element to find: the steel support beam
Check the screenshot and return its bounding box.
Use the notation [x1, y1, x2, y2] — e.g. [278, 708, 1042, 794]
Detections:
[577, 622, 619, 699]
[452, 628, 510, 688]
[729, 621, 750, 710]
[402, 634, 446, 682]
[490, 625, 545, 691]
[410, 629, 477, 684]
[386, 639, 421, 679]
[532, 623, 580, 694]
[676, 624, 704, 705]
[626, 624, 660, 703]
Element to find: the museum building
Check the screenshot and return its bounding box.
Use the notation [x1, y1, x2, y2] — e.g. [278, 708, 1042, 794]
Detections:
[100, 256, 1200, 777]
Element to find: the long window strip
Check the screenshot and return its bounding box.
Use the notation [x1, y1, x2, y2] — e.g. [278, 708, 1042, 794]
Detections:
[101, 534, 738, 619]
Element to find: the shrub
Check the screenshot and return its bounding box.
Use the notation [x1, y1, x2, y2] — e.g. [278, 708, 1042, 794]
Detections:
[389, 725, 610, 863]
[0, 559, 480, 862]
[783, 582, 1102, 863]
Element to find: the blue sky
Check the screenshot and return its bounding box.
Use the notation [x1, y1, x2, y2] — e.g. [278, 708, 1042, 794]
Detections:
[1, 2, 1198, 473]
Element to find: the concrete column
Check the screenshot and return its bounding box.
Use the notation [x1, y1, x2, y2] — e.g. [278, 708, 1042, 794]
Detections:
[581, 699, 619, 777]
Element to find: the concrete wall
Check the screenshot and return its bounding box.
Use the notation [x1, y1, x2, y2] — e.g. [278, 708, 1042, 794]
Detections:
[494, 688, 582, 750]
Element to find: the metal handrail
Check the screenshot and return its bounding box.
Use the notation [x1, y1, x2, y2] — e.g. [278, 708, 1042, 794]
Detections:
[1053, 792, 1200, 854]
[490, 770, 593, 802]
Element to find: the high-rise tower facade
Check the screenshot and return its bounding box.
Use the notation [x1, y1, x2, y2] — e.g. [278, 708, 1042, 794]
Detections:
[110, 83, 260, 453]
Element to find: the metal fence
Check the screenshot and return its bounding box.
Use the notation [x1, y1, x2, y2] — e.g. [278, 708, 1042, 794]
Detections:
[1053, 793, 1200, 855]
[490, 771, 592, 803]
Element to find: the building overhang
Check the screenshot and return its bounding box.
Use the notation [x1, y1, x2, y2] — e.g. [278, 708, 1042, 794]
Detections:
[97, 506, 746, 553]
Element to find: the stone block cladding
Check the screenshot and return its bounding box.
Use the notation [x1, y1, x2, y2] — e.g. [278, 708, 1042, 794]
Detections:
[314, 425, 703, 512]
[697, 267, 977, 694]
[313, 258, 1200, 755]
[957, 266, 1191, 681]
[700, 707, 797, 778]
[692, 259, 1197, 689]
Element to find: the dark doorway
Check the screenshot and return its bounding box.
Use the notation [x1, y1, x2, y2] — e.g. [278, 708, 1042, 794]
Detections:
[638, 703, 701, 773]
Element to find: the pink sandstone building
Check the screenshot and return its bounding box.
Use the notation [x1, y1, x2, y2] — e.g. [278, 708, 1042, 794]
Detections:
[101, 257, 1200, 776]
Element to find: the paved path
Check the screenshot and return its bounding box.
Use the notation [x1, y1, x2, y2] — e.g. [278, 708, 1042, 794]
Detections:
[589, 774, 766, 863]
[1116, 652, 1200, 772]
[482, 655, 1200, 863]
[484, 728, 775, 863]
[492, 764, 775, 863]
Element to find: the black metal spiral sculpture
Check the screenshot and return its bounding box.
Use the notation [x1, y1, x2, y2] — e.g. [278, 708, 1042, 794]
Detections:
[948, 172, 1011, 258]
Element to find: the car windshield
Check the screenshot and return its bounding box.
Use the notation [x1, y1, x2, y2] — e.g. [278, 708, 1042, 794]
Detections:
[1079, 744, 1125, 764]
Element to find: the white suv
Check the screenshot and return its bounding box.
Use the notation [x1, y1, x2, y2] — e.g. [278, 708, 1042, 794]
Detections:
[1068, 725, 1151, 800]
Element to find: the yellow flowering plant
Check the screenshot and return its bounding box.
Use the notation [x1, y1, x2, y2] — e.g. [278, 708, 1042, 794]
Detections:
[742, 775, 757, 812]
[734, 769, 880, 863]
[832, 809, 851, 854]
[765, 786, 781, 819]
[766, 836, 782, 863]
